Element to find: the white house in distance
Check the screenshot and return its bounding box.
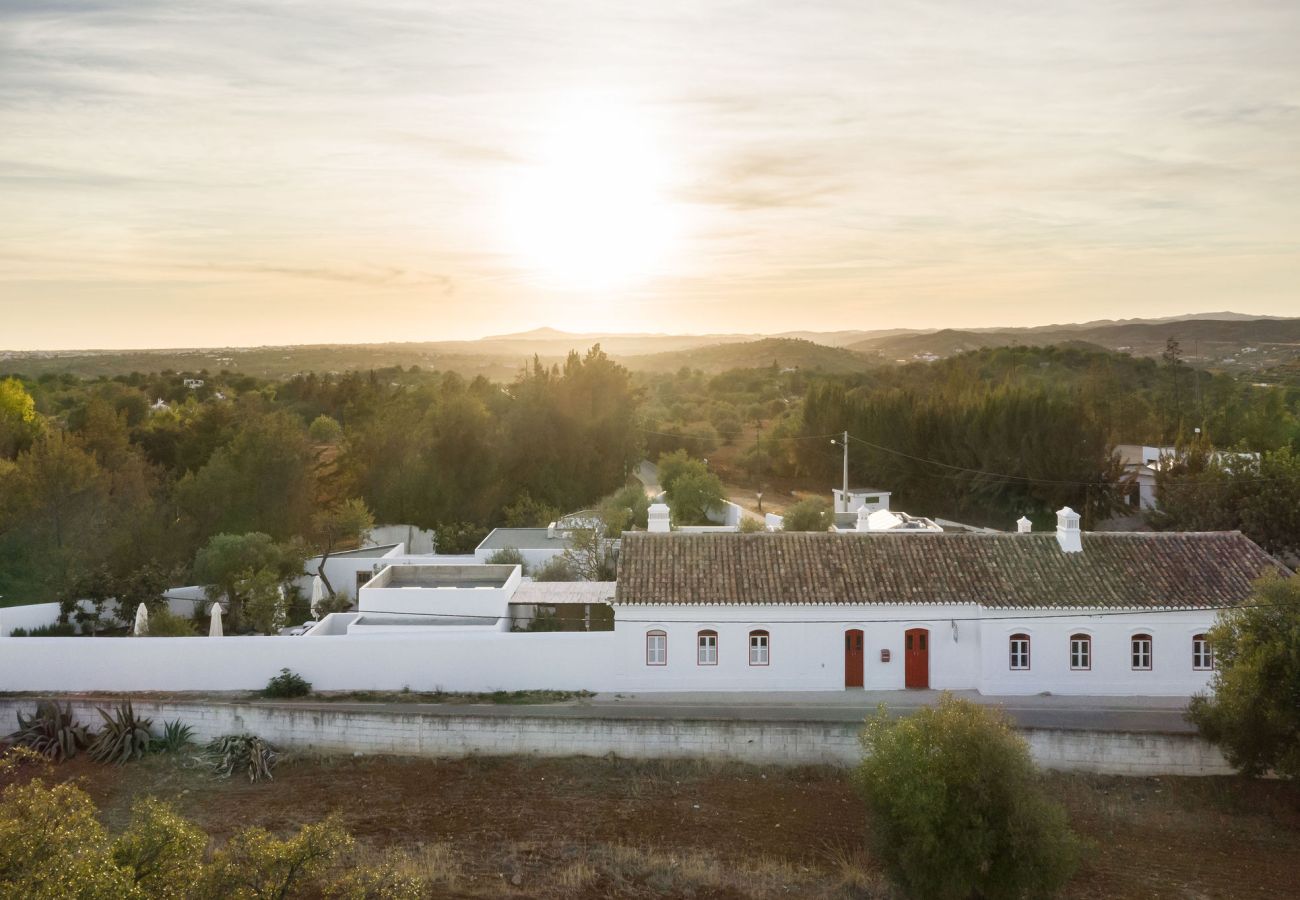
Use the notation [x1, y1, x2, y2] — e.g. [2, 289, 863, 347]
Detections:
[1115, 443, 1262, 511]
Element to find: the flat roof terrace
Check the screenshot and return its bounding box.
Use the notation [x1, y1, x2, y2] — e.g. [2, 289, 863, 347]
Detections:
[366, 564, 515, 590]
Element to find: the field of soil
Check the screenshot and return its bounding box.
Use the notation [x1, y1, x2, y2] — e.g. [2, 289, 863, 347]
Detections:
[31, 752, 1300, 899]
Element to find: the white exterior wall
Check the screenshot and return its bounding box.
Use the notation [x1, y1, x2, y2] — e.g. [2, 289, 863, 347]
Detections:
[0, 631, 616, 693]
[357, 565, 522, 619]
[301, 544, 406, 602]
[366, 524, 437, 555]
[611, 604, 982, 692]
[977, 610, 1216, 696]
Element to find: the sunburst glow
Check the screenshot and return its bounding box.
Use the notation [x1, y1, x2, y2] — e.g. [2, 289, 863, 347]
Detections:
[501, 98, 680, 292]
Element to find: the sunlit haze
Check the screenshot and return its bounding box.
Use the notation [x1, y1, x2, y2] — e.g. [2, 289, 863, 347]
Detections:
[2, 1, 1298, 349]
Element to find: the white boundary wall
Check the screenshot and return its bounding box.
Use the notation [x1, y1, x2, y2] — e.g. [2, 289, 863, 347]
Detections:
[0, 698, 1232, 776]
[0, 605, 1219, 697]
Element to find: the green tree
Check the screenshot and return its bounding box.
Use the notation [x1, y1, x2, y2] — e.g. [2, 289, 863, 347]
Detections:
[0, 377, 41, 459]
[561, 527, 617, 581]
[484, 546, 527, 573]
[307, 414, 343, 444]
[666, 470, 725, 526]
[193, 533, 301, 632]
[241, 568, 290, 635]
[1188, 575, 1300, 779]
[310, 499, 375, 598]
[598, 484, 650, 533]
[781, 497, 832, 532]
[502, 491, 561, 528]
[532, 556, 577, 582]
[855, 695, 1080, 899]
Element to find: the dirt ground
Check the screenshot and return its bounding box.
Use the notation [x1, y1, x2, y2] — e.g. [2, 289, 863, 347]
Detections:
[27, 753, 1300, 898]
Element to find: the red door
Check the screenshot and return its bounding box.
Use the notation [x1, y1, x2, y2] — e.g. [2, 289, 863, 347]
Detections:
[844, 629, 864, 688]
[904, 628, 929, 688]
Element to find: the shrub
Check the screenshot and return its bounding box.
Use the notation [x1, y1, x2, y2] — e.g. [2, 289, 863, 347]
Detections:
[9, 701, 91, 761]
[146, 606, 197, 637]
[308, 414, 343, 444]
[485, 547, 528, 573]
[8, 622, 77, 637]
[151, 720, 196, 754]
[205, 734, 279, 782]
[241, 568, 289, 635]
[263, 668, 312, 698]
[737, 516, 766, 533]
[112, 797, 207, 898]
[781, 497, 832, 532]
[532, 556, 577, 582]
[855, 694, 1079, 899]
[1188, 574, 1300, 778]
[89, 701, 155, 765]
[203, 814, 353, 898]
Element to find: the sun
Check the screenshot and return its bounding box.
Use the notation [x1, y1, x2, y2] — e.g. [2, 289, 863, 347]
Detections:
[501, 98, 680, 292]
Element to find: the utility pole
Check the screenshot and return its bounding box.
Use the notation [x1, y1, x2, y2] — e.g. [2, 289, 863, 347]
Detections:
[830, 430, 849, 512]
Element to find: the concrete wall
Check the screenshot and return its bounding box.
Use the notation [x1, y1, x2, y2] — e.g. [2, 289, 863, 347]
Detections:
[0, 698, 1232, 776]
[0, 631, 617, 692]
[0, 591, 210, 636]
[366, 524, 437, 555]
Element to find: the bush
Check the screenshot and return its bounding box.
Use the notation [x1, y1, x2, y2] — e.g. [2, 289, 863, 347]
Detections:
[855, 694, 1079, 899]
[433, 522, 488, 554]
[485, 547, 528, 573]
[1188, 574, 1300, 778]
[8, 701, 91, 762]
[737, 516, 766, 533]
[112, 797, 207, 897]
[88, 701, 155, 765]
[263, 668, 312, 698]
[308, 414, 343, 444]
[203, 814, 353, 898]
[781, 497, 832, 532]
[532, 556, 577, 582]
[205, 734, 279, 782]
[146, 606, 197, 636]
[150, 720, 196, 754]
[8, 622, 77, 637]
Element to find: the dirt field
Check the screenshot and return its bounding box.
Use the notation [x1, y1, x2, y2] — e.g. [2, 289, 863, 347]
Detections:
[27, 753, 1300, 898]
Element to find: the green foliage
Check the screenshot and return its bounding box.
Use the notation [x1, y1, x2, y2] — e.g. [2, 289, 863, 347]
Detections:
[561, 527, 616, 581]
[324, 849, 425, 900]
[1154, 447, 1300, 560]
[146, 605, 197, 636]
[502, 491, 561, 528]
[150, 720, 196, 754]
[532, 556, 577, 582]
[89, 701, 155, 765]
[263, 668, 312, 699]
[0, 765, 135, 898]
[666, 470, 725, 526]
[656, 449, 705, 495]
[737, 516, 766, 533]
[598, 484, 650, 532]
[307, 414, 343, 444]
[112, 798, 207, 899]
[1188, 575, 1300, 778]
[241, 568, 290, 635]
[781, 497, 831, 532]
[0, 376, 41, 458]
[9, 622, 77, 637]
[433, 521, 489, 554]
[193, 533, 302, 632]
[9, 701, 91, 762]
[484, 546, 527, 572]
[311, 498, 375, 598]
[202, 814, 354, 900]
[855, 695, 1080, 899]
[205, 734, 279, 782]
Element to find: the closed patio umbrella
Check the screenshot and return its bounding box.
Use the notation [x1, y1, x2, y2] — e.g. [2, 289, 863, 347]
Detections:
[133, 603, 149, 636]
[310, 575, 325, 618]
[209, 602, 223, 637]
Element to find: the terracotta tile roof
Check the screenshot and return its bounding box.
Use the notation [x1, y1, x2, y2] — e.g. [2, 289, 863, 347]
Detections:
[614, 532, 1286, 609]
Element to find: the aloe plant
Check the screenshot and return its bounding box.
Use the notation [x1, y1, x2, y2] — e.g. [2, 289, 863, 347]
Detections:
[206, 734, 278, 782]
[150, 719, 196, 753]
[89, 700, 155, 765]
[9, 701, 91, 761]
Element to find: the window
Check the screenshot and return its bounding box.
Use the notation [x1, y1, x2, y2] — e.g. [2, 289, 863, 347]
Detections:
[697, 630, 718, 666]
[749, 630, 770, 666]
[1131, 634, 1152, 670]
[1009, 634, 1030, 670]
[1069, 634, 1091, 671]
[646, 630, 666, 666]
[1193, 634, 1214, 671]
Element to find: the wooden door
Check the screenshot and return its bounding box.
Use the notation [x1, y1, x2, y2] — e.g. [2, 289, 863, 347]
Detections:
[904, 628, 929, 688]
[844, 629, 864, 688]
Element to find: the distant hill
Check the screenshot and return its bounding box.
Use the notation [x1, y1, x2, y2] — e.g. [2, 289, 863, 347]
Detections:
[620, 338, 877, 374]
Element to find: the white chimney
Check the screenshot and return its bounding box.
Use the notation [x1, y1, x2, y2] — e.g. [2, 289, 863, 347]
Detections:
[856, 506, 871, 532]
[648, 502, 671, 533]
[1055, 507, 1082, 553]
[1016, 516, 1032, 534]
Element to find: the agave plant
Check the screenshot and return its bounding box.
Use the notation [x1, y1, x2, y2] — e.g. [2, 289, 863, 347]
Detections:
[89, 700, 155, 765]
[9, 701, 91, 761]
[150, 719, 196, 753]
[205, 734, 278, 782]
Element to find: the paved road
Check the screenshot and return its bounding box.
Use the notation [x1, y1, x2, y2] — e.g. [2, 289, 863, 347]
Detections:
[246, 690, 1196, 734]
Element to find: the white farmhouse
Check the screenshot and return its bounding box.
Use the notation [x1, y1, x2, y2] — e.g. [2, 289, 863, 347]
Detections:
[611, 508, 1283, 696]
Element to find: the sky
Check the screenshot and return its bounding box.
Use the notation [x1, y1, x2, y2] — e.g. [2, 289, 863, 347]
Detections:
[1, 0, 1298, 350]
